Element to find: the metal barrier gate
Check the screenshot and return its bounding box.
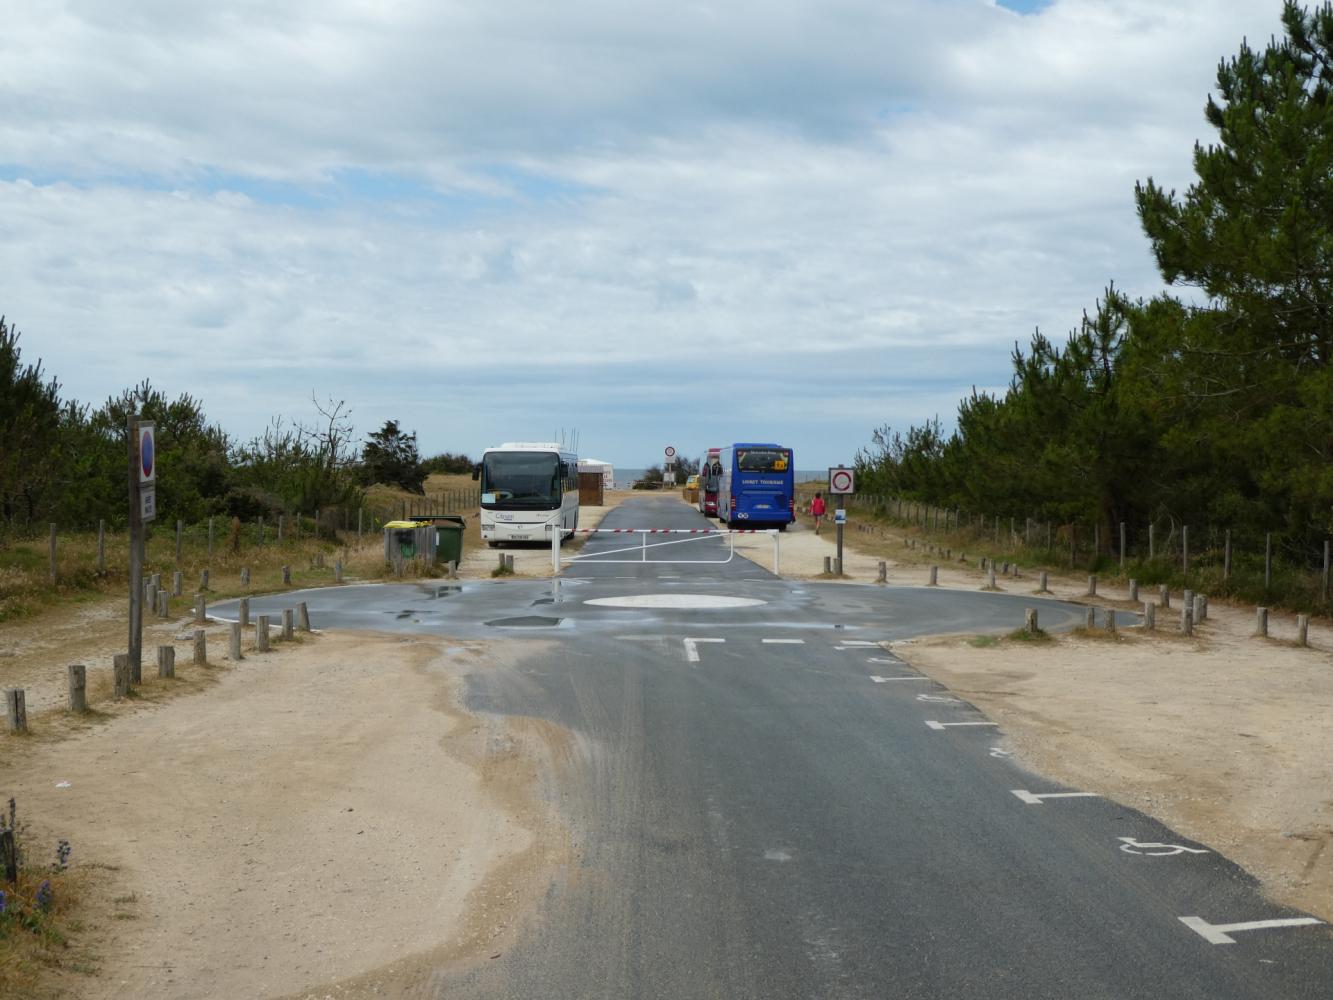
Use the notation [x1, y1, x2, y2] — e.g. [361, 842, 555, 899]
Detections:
[547, 526, 780, 575]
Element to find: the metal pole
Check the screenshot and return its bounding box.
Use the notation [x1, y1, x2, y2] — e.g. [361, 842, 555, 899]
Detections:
[772, 529, 780, 576]
[127, 414, 143, 680]
[836, 497, 845, 575]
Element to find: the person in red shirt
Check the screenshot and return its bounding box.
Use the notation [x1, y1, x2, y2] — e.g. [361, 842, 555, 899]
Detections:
[811, 492, 826, 535]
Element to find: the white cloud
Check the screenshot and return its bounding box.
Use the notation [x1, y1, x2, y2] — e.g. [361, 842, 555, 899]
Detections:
[0, 0, 1289, 466]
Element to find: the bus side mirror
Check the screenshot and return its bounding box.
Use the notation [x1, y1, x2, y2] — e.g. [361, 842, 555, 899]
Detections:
[471, 464, 481, 481]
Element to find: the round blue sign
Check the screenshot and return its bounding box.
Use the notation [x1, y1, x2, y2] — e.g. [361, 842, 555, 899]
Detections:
[141, 429, 155, 477]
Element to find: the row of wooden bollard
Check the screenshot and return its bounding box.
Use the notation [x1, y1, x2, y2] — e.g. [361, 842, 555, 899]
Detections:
[5, 628, 211, 734]
[225, 601, 311, 662]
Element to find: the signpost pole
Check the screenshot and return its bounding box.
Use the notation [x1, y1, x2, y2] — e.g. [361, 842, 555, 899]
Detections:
[127, 414, 143, 679]
[836, 496, 845, 575]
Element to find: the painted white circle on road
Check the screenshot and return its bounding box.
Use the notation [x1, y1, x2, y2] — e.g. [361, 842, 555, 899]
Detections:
[585, 594, 766, 609]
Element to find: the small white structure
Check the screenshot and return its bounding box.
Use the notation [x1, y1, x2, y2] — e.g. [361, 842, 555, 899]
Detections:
[578, 458, 615, 491]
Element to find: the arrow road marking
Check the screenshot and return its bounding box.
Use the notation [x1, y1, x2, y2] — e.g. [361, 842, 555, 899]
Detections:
[870, 676, 932, 683]
[926, 721, 999, 730]
[1118, 837, 1209, 857]
[1179, 916, 1324, 945]
[989, 747, 1013, 758]
[683, 638, 724, 663]
[1011, 790, 1101, 804]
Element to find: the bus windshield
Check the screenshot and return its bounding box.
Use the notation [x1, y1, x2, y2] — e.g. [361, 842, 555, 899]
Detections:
[481, 452, 560, 509]
[735, 448, 790, 473]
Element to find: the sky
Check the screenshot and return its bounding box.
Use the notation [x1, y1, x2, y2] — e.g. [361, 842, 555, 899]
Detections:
[0, 0, 1286, 470]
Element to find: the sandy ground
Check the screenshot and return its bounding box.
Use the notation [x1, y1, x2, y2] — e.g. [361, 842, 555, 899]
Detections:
[736, 509, 1333, 923]
[1, 631, 568, 1000]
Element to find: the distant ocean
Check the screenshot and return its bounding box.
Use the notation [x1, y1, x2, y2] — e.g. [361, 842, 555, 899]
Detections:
[614, 468, 826, 488]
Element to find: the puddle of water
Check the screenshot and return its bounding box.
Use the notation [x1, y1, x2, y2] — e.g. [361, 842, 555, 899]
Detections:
[484, 615, 565, 628]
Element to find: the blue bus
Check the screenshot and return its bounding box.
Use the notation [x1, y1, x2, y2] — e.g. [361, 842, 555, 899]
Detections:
[716, 443, 795, 529]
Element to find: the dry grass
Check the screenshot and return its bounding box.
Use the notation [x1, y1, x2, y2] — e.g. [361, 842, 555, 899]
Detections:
[0, 474, 485, 623]
[0, 822, 95, 1000]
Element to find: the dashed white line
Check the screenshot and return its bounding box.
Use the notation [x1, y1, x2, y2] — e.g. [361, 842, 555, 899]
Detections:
[1179, 915, 1324, 945]
[683, 638, 725, 663]
[1010, 790, 1101, 805]
[762, 639, 805, 645]
[870, 675, 931, 683]
[925, 721, 999, 730]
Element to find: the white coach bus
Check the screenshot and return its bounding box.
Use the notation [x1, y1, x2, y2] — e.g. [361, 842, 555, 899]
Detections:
[474, 442, 580, 546]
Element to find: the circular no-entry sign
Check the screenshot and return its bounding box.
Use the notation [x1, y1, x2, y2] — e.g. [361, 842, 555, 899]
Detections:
[664, 446, 676, 458]
[139, 424, 156, 483]
[829, 467, 855, 494]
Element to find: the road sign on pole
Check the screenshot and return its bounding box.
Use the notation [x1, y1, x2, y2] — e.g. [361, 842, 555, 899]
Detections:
[829, 467, 855, 495]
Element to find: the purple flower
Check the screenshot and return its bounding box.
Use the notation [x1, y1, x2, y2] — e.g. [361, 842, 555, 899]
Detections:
[0, 889, 7, 916]
[35, 880, 52, 912]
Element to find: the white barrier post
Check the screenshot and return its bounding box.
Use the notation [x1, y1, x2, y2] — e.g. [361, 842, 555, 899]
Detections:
[772, 529, 780, 576]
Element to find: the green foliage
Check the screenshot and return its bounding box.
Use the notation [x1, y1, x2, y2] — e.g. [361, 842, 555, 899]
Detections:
[421, 451, 475, 476]
[0, 319, 62, 534]
[859, 3, 1332, 576]
[361, 420, 426, 494]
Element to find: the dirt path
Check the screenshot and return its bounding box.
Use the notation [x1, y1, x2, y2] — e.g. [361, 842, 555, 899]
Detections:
[749, 509, 1333, 922]
[2, 631, 568, 999]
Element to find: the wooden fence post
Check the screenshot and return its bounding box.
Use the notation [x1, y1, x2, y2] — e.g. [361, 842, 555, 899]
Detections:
[114, 653, 131, 698]
[282, 565, 291, 585]
[49, 523, 57, 584]
[241, 567, 250, 587]
[239, 597, 250, 628]
[1181, 606, 1193, 636]
[1106, 610, 1117, 635]
[1128, 579, 1139, 602]
[1297, 614, 1309, 647]
[229, 622, 243, 660]
[1143, 602, 1156, 631]
[1024, 608, 1038, 634]
[877, 561, 887, 584]
[297, 602, 311, 631]
[257, 615, 271, 652]
[1194, 594, 1206, 623]
[335, 559, 343, 583]
[1159, 584, 1170, 609]
[157, 645, 175, 679]
[1086, 575, 1097, 597]
[928, 566, 938, 586]
[5, 689, 27, 734]
[193, 629, 207, 665]
[195, 593, 207, 624]
[97, 520, 106, 574]
[823, 556, 832, 574]
[172, 570, 182, 597]
[68, 665, 87, 712]
[1255, 607, 1268, 637]
[1084, 607, 1095, 630]
[282, 609, 295, 641]
[1038, 570, 1049, 593]
[987, 566, 997, 589]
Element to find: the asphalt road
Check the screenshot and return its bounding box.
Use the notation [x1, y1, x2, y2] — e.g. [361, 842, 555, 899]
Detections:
[214, 498, 1332, 997]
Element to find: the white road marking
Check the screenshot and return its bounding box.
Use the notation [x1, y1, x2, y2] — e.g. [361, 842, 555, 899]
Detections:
[588, 594, 765, 609]
[925, 721, 999, 730]
[683, 637, 725, 663]
[866, 657, 899, 664]
[834, 641, 880, 649]
[916, 693, 961, 703]
[1011, 790, 1101, 805]
[1118, 837, 1209, 857]
[870, 676, 932, 683]
[762, 639, 806, 644]
[988, 747, 1013, 759]
[1179, 915, 1324, 945]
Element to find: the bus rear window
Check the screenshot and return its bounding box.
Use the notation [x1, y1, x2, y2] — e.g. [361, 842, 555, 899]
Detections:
[736, 449, 790, 472]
